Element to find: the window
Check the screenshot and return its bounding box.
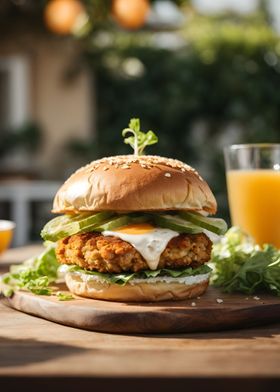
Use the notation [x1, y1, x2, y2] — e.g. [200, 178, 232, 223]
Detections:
[0, 56, 30, 132]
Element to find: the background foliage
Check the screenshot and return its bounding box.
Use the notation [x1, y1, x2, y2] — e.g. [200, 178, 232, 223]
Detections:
[70, 12, 280, 220]
[1, 2, 280, 223]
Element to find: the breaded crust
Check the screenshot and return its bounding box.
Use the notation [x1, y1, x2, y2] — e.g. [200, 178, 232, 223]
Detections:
[56, 232, 212, 273]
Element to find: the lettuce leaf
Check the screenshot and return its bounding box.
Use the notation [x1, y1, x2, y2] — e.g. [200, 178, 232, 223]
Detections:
[1, 244, 59, 296]
[65, 264, 212, 286]
[56, 291, 74, 301]
[211, 227, 280, 295]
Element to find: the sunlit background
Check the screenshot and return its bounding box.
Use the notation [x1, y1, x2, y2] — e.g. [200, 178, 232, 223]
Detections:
[0, 0, 279, 245]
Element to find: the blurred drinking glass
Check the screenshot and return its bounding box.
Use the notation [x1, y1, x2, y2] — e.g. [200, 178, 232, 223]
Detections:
[0, 220, 15, 255]
[224, 144, 280, 248]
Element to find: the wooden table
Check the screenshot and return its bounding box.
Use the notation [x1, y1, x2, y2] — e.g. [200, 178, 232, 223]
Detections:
[1, 246, 280, 391]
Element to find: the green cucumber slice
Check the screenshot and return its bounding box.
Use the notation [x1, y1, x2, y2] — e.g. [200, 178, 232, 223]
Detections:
[129, 214, 152, 224]
[95, 215, 132, 231]
[41, 211, 113, 241]
[154, 214, 201, 234]
[179, 211, 227, 235]
[96, 213, 153, 231]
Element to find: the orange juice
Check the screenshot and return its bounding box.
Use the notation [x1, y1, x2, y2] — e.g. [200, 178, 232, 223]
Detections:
[226, 170, 280, 248]
[0, 221, 15, 254]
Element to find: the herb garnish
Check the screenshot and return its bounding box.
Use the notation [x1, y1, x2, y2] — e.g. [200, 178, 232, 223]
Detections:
[122, 118, 158, 155]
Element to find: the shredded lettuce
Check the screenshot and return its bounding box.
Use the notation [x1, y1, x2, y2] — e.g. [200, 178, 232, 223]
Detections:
[65, 264, 212, 286]
[211, 227, 280, 295]
[1, 244, 59, 296]
[56, 291, 74, 301]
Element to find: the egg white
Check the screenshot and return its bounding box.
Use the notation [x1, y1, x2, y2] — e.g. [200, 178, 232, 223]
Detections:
[102, 227, 179, 270]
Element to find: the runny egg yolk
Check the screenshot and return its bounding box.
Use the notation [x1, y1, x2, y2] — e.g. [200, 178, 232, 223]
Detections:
[114, 223, 155, 235]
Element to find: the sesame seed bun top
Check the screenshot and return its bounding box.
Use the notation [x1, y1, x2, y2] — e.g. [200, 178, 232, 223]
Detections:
[52, 155, 217, 214]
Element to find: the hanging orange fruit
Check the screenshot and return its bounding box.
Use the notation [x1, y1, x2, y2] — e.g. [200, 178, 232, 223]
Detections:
[44, 0, 86, 35]
[112, 0, 150, 30]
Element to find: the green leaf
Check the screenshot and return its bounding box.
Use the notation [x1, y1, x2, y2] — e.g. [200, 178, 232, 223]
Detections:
[2, 288, 14, 298]
[56, 291, 74, 301]
[67, 264, 211, 286]
[122, 118, 158, 155]
[211, 227, 280, 295]
[1, 244, 59, 296]
[129, 118, 140, 132]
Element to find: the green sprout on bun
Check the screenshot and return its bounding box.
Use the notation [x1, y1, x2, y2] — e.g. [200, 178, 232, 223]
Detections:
[122, 118, 158, 155]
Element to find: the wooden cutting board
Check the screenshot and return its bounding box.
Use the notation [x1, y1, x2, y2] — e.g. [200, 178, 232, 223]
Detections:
[1, 284, 280, 334]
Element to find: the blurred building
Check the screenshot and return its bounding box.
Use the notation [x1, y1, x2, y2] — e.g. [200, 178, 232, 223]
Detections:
[0, 3, 93, 180]
[0, 2, 95, 244]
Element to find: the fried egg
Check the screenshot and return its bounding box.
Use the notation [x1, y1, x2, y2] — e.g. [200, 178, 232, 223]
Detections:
[102, 223, 179, 270]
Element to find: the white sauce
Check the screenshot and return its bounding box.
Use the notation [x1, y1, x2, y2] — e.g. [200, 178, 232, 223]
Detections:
[201, 228, 221, 243]
[70, 270, 210, 286]
[128, 273, 210, 285]
[102, 227, 179, 270]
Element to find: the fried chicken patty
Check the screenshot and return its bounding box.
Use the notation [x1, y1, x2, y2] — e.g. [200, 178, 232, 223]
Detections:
[56, 232, 212, 273]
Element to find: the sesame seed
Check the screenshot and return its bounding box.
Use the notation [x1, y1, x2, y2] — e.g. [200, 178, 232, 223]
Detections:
[216, 298, 223, 304]
[71, 155, 201, 180]
[253, 296, 260, 300]
[165, 172, 171, 177]
[197, 296, 201, 300]
[103, 167, 109, 171]
[191, 302, 196, 307]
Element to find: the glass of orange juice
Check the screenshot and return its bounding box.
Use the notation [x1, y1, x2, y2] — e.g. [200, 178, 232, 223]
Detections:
[224, 144, 280, 248]
[0, 220, 15, 255]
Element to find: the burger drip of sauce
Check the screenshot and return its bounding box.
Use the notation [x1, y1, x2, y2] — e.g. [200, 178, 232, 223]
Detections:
[102, 223, 179, 270]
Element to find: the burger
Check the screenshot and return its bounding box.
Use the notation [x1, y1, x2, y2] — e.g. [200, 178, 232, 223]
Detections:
[41, 119, 227, 302]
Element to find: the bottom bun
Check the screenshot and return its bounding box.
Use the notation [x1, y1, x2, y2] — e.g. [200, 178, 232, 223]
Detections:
[65, 271, 210, 302]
